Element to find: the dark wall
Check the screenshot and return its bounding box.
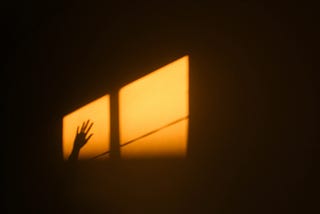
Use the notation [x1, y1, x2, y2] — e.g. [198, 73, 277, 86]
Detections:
[6, 1, 318, 213]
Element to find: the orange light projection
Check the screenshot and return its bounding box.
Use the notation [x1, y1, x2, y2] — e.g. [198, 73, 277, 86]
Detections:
[119, 55, 189, 158]
[62, 95, 110, 160]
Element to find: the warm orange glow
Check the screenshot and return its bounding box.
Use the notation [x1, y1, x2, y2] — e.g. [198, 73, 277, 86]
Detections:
[119, 55, 189, 158]
[62, 95, 110, 160]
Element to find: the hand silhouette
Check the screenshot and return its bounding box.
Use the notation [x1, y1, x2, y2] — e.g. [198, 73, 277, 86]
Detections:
[68, 120, 94, 162]
[73, 120, 94, 150]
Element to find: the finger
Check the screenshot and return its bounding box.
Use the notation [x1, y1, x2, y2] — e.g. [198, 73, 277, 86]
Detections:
[85, 134, 93, 142]
[80, 122, 84, 132]
[85, 122, 94, 134]
[82, 120, 90, 132]
[80, 121, 86, 132]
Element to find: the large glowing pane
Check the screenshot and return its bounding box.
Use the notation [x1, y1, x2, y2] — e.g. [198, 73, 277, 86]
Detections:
[119, 56, 189, 158]
[62, 95, 110, 160]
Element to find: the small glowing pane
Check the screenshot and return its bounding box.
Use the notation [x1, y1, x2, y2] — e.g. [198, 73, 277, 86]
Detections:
[62, 95, 110, 160]
[121, 119, 188, 158]
[119, 56, 189, 158]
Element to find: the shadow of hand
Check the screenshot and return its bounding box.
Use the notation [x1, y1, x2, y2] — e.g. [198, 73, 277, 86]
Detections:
[68, 120, 94, 162]
[73, 120, 94, 150]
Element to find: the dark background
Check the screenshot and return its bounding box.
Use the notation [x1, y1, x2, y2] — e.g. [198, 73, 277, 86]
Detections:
[5, 1, 318, 213]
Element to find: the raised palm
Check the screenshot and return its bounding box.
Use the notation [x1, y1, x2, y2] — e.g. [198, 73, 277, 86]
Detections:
[73, 120, 94, 150]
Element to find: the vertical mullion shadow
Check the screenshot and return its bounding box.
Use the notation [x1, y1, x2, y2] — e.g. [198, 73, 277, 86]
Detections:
[109, 90, 121, 159]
